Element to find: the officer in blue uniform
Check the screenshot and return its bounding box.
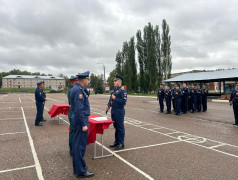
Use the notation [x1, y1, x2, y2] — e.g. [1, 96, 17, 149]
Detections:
[202, 85, 208, 112]
[229, 84, 238, 125]
[70, 71, 94, 178]
[157, 84, 165, 113]
[181, 83, 189, 114]
[191, 84, 197, 113]
[165, 85, 172, 114]
[107, 75, 127, 150]
[196, 85, 203, 112]
[35, 81, 47, 126]
[173, 84, 182, 116]
[67, 76, 78, 156]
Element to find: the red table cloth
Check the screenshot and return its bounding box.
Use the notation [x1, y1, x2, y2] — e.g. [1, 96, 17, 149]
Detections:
[48, 104, 70, 118]
[87, 115, 114, 145]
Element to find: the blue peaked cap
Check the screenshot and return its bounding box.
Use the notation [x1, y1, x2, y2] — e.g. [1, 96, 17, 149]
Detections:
[114, 75, 123, 81]
[37, 81, 44, 86]
[77, 71, 90, 79]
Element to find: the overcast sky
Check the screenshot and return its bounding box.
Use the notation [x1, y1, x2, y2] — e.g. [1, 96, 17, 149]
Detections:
[0, 0, 238, 78]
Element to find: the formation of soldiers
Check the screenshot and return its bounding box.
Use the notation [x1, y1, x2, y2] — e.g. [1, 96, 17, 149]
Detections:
[157, 83, 208, 116]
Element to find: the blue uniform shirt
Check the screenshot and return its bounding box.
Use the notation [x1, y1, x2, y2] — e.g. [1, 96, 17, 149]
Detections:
[35, 88, 45, 102]
[111, 86, 127, 109]
[70, 83, 90, 127]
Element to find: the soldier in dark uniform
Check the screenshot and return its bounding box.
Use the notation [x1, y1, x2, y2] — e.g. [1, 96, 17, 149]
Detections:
[157, 84, 165, 113]
[107, 75, 127, 150]
[196, 85, 203, 112]
[40, 84, 46, 122]
[165, 85, 172, 114]
[67, 76, 78, 156]
[188, 84, 192, 111]
[229, 84, 238, 125]
[35, 81, 47, 126]
[202, 85, 208, 112]
[173, 84, 182, 116]
[191, 84, 197, 113]
[181, 83, 189, 114]
[171, 84, 176, 111]
[70, 71, 94, 178]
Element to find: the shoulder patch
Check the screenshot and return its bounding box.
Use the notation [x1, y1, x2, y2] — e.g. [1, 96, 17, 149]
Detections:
[79, 94, 83, 99]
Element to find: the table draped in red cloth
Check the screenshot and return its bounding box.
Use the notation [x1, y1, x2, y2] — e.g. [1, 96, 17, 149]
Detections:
[87, 115, 114, 145]
[48, 104, 70, 118]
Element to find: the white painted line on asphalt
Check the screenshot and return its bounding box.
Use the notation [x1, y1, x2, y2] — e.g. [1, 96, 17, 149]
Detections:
[0, 118, 23, 121]
[165, 131, 181, 135]
[114, 140, 181, 153]
[19, 97, 21, 103]
[0, 131, 26, 136]
[151, 127, 163, 130]
[95, 141, 154, 180]
[209, 143, 226, 149]
[0, 165, 36, 174]
[21, 107, 44, 180]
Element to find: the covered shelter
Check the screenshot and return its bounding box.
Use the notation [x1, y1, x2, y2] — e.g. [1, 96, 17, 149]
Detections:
[163, 68, 238, 95]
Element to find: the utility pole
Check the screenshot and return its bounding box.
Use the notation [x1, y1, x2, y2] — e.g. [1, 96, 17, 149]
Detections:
[97, 63, 106, 84]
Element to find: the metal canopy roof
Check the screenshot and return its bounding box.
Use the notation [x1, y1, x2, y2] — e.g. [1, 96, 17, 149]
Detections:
[164, 68, 238, 82]
[3, 75, 64, 80]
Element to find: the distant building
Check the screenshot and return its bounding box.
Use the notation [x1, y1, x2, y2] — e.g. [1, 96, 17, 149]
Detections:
[2, 75, 65, 89]
[165, 68, 238, 94]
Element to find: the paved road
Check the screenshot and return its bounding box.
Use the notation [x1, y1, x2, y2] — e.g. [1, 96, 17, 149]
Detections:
[0, 93, 238, 180]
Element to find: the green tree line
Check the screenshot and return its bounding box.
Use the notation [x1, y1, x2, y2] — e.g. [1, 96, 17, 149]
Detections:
[108, 19, 172, 93]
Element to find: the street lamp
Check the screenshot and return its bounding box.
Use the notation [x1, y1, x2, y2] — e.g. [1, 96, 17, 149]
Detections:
[97, 63, 105, 84]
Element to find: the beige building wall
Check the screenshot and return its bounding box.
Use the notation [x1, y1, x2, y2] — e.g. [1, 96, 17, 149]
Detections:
[2, 77, 65, 89]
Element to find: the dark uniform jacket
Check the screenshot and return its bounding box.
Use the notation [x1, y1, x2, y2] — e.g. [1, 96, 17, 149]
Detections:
[230, 90, 238, 103]
[70, 83, 90, 127]
[165, 89, 172, 100]
[111, 86, 127, 109]
[173, 89, 182, 99]
[35, 88, 45, 102]
[157, 88, 165, 99]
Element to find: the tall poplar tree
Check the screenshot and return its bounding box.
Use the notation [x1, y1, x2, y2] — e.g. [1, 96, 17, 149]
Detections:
[161, 19, 172, 80]
[136, 30, 146, 93]
[128, 36, 138, 92]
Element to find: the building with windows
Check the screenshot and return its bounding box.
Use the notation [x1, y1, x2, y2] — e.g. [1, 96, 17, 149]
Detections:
[2, 75, 65, 89]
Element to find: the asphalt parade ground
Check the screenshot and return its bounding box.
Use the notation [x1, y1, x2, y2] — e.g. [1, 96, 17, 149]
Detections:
[1, 93, 238, 180]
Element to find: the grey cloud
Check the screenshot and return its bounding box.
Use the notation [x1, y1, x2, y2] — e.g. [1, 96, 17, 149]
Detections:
[0, 0, 238, 77]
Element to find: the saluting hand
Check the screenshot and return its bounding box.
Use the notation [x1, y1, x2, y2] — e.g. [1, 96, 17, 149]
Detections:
[82, 126, 88, 132]
[112, 94, 116, 100]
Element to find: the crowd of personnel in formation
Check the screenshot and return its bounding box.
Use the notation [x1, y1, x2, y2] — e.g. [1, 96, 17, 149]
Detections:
[157, 83, 208, 116]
